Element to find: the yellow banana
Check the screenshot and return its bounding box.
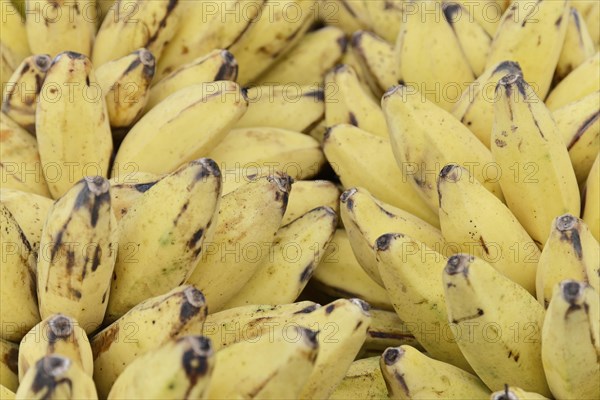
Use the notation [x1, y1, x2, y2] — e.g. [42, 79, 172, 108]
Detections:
[108, 173, 161, 220]
[0, 0, 30, 75]
[363, 0, 403, 43]
[282, 180, 339, 225]
[317, 0, 370, 34]
[444, 0, 508, 37]
[329, 356, 388, 400]
[546, 51, 599, 111]
[0, 339, 18, 392]
[338, 44, 374, 95]
[583, 154, 600, 240]
[0, 384, 15, 400]
[351, 30, 398, 97]
[555, 7, 596, 82]
[585, 2, 599, 47]
[361, 309, 421, 358]
[490, 385, 550, 400]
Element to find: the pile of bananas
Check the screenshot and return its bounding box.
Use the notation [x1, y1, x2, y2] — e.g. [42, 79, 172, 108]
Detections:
[1, 0, 599, 399]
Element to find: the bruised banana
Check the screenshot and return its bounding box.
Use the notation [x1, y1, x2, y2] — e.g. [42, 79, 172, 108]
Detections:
[0, 338, 19, 392]
[106, 159, 221, 323]
[546, 51, 600, 111]
[282, 180, 339, 225]
[555, 7, 596, 82]
[351, 30, 398, 97]
[583, 155, 600, 241]
[329, 356, 387, 400]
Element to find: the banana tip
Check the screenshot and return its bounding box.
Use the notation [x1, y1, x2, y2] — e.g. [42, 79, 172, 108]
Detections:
[446, 254, 472, 275]
[39, 355, 71, 377]
[555, 214, 578, 232]
[84, 176, 110, 195]
[560, 280, 585, 304]
[48, 314, 74, 338]
[382, 347, 404, 365]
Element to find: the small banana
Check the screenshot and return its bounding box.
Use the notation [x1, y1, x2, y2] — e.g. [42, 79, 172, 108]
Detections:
[541, 280, 600, 400]
[380, 345, 490, 399]
[555, 7, 596, 82]
[536, 214, 599, 306]
[112, 80, 248, 177]
[107, 336, 214, 400]
[351, 30, 398, 97]
[108, 173, 161, 220]
[36, 51, 113, 198]
[443, 254, 550, 396]
[0, 339, 19, 392]
[15, 355, 98, 400]
[256, 26, 346, 86]
[92, 285, 208, 398]
[106, 159, 221, 322]
[361, 309, 421, 358]
[491, 74, 580, 246]
[363, 0, 403, 43]
[340, 187, 446, 285]
[282, 180, 340, 225]
[490, 385, 550, 400]
[338, 44, 373, 95]
[0, 204, 39, 342]
[583, 154, 600, 241]
[444, 0, 507, 37]
[92, 0, 181, 67]
[546, 51, 599, 111]
[317, 0, 370, 35]
[1, 54, 51, 134]
[329, 356, 388, 400]
[37, 176, 117, 334]
[324, 123, 439, 226]
[18, 314, 93, 380]
[0, 0, 30, 76]
[585, 2, 599, 47]
[486, 0, 569, 99]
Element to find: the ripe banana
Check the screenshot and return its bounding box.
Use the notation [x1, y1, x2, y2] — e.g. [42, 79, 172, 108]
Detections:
[106, 159, 221, 322]
[1, 54, 51, 134]
[223, 206, 337, 307]
[325, 64, 389, 138]
[323, 123, 439, 226]
[36, 51, 112, 198]
[36, 176, 117, 334]
[92, 0, 181, 67]
[340, 187, 446, 285]
[112, 80, 248, 177]
[363, 0, 403, 43]
[338, 44, 374, 95]
[555, 7, 596, 82]
[0, 339, 18, 392]
[0, 384, 15, 400]
[490, 385, 550, 400]
[282, 180, 339, 225]
[0, 0, 30, 75]
[375, 233, 472, 372]
[0, 203, 39, 342]
[108, 173, 161, 220]
[186, 174, 290, 312]
[585, 2, 599, 47]
[438, 164, 540, 294]
[486, 0, 569, 99]
[235, 84, 325, 133]
[317, 0, 370, 35]
[145, 49, 238, 112]
[545, 51, 599, 111]
[537, 214, 599, 306]
[107, 336, 214, 400]
[92, 285, 208, 398]
[256, 26, 346, 86]
[395, 0, 474, 111]
[444, 0, 507, 37]
[383, 84, 504, 213]
[541, 280, 600, 400]
[15, 355, 98, 400]
[329, 356, 387, 400]
[491, 73, 580, 246]
[361, 309, 421, 358]
[94, 48, 155, 131]
[443, 254, 551, 396]
[380, 345, 490, 399]
[583, 154, 600, 241]
[25, 0, 95, 57]
[351, 30, 398, 97]
[18, 314, 93, 380]
[452, 60, 523, 148]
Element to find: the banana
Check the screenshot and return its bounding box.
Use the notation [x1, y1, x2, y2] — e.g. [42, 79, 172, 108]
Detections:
[383, 84, 504, 213]
[92, 285, 208, 398]
[113, 80, 247, 177]
[0, 339, 18, 392]
[107, 336, 214, 400]
[223, 206, 337, 308]
[311, 229, 393, 311]
[0, 0, 30, 73]
[325, 64, 389, 138]
[338, 44, 374, 95]
[394, 0, 474, 111]
[0, 113, 50, 197]
[541, 280, 600, 400]
[0, 204, 39, 342]
[329, 356, 387, 400]
[491, 73, 580, 246]
[380, 345, 490, 399]
[442, 2, 492, 77]
[97, 0, 115, 25]
[25, 0, 95, 57]
[145, 49, 237, 112]
[585, 2, 599, 47]
[206, 325, 318, 399]
[555, 7, 596, 82]
[209, 127, 325, 180]
[282, 180, 339, 225]
[361, 309, 421, 358]
[186, 174, 290, 312]
[453, 60, 523, 148]
[351, 30, 398, 97]
[235, 84, 325, 133]
[553, 90, 600, 184]
[375, 233, 472, 371]
[317, 0, 370, 35]
[490, 385, 550, 400]
[0, 384, 15, 400]
[1, 54, 51, 134]
[323, 123, 439, 226]
[94, 48, 155, 131]
[108, 174, 161, 220]
[256, 26, 346, 86]
[105, 159, 221, 322]
[363, 0, 403, 43]
[18, 314, 93, 379]
[546, 51, 600, 111]
[36, 177, 116, 334]
[583, 154, 600, 241]
[1, 43, 17, 88]
[36, 51, 112, 198]
[340, 187, 446, 285]
[228, 0, 315, 84]
[443, 254, 550, 396]
[537, 214, 599, 307]
[15, 355, 98, 400]
[486, 0, 569, 99]
[438, 164, 540, 294]
[92, 0, 181, 67]
[444, 0, 507, 37]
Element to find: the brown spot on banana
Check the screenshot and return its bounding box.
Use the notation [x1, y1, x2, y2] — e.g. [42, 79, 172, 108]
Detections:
[91, 324, 120, 359]
[31, 356, 73, 395]
[182, 336, 212, 398]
